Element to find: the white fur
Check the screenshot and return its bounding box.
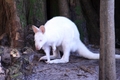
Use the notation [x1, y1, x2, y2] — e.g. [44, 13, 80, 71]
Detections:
[32, 16, 120, 63]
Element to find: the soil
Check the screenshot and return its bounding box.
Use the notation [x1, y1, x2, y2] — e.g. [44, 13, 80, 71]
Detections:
[0, 46, 120, 80]
[25, 55, 99, 80]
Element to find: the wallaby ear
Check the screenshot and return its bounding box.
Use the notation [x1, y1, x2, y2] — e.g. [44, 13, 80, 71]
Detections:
[32, 25, 40, 33]
[39, 25, 45, 34]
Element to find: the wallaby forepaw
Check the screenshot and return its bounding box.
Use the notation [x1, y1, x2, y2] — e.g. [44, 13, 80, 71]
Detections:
[45, 60, 51, 64]
[39, 56, 47, 61]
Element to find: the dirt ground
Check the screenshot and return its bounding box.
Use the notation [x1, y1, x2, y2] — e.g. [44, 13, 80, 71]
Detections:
[22, 47, 120, 80]
[0, 46, 120, 80]
[25, 55, 99, 80]
[25, 52, 120, 80]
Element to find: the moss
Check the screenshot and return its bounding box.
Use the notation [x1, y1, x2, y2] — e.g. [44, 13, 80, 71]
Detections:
[74, 20, 84, 40]
[15, 0, 27, 28]
[27, 0, 34, 24]
[73, 2, 86, 41]
[28, 0, 46, 25]
[35, 0, 45, 22]
[75, 5, 82, 15]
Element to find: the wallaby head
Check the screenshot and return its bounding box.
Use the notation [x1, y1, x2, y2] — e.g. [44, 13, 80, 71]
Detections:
[32, 25, 47, 50]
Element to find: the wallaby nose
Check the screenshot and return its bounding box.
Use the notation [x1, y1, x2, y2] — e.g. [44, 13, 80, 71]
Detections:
[36, 47, 39, 50]
[36, 45, 40, 50]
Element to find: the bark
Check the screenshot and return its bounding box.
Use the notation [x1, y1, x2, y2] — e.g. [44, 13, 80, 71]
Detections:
[58, 0, 70, 18]
[0, 0, 5, 35]
[2, 0, 24, 48]
[0, 0, 47, 48]
[99, 0, 116, 80]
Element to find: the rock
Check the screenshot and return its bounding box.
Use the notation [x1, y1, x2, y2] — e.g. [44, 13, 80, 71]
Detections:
[1, 51, 11, 66]
[21, 47, 34, 55]
[0, 33, 10, 46]
[0, 56, 5, 80]
[10, 49, 20, 58]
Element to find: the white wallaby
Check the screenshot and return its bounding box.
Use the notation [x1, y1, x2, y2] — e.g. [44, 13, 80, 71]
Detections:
[32, 16, 120, 63]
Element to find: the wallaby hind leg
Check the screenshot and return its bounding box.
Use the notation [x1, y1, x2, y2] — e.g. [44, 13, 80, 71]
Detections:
[47, 48, 70, 63]
[40, 49, 61, 61]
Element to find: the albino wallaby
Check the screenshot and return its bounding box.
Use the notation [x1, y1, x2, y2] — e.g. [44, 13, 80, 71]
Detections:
[32, 16, 120, 63]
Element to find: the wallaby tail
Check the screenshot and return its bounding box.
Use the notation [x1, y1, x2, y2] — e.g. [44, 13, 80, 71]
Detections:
[77, 41, 99, 59]
[115, 54, 120, 59]
[77, 41, 120, 59]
